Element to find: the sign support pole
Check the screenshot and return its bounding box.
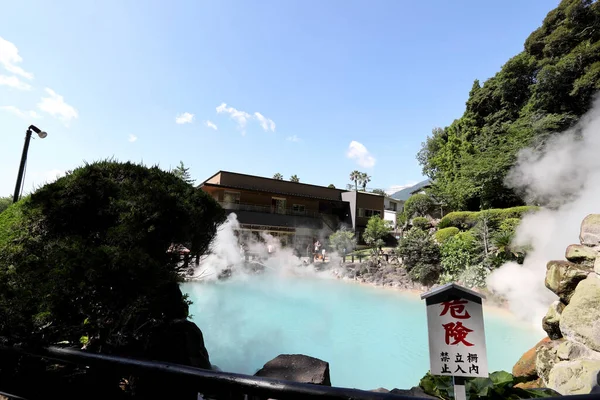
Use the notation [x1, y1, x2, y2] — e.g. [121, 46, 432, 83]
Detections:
[453, 376, 466, 400]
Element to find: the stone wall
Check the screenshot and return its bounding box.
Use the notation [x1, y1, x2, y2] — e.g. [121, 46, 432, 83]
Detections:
[516, 214, 600, 395]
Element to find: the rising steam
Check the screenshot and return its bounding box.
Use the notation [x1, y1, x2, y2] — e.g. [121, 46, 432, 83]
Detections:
[193, 213, 341, 281]
[487, 96, 600, 326]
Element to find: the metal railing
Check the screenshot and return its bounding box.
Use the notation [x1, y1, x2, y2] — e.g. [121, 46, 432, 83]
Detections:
[219, 201, 322, 219]
[0, 345, 597, 400]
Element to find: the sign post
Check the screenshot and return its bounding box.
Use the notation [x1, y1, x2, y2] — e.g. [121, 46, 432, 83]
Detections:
[421, 283, 489, 400]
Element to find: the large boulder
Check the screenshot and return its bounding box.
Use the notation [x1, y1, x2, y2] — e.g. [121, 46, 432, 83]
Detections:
[566, 244, 598, 266]
[536, 339, 564, 384]
[542, 301, 565, 340]
[145, 319, 212, 369]
[545, 260, 590, 303]
[390, 387, 437, 399]
[547, 359, 600, 395]
[254, 354, 331, 386]
[580, 214, 600, 247]
[556, 340, 598, 361]
[513, 337, 551, 379]
[560, 276, 600, 352]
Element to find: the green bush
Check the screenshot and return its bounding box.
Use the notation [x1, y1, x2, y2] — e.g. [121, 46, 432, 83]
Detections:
[438, 206, 538, 230]
[328, 227, 356, 253]
[412, 216, 430, 231]
[434, 227, 459, 243]
[419, 370, 559, 399]
[499, 217, 521, 234]
[397, 227, 441, 286]
[0, 160, 226, 350]
[438, 211, 478, 230]
[439, 231, 480, 284]
[404, 193, 435, 218]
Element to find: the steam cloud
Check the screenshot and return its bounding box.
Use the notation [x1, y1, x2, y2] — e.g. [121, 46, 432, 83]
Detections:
[487, 96, 600, 327]
[192, 213, 344, 281]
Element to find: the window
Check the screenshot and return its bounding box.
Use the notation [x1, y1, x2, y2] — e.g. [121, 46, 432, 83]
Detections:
[272, 197, 287, 214]
[359, 208, 382, 218]
[223, 191, 241, 209]
[392, 202, 397, 211]
[292, 204, 306, 214]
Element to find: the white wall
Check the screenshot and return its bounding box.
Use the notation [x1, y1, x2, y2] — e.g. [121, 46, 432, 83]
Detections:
[384, 210, 397, 230]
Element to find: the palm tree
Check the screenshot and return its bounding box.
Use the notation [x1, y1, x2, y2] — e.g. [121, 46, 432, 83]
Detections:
[349, 170, 361, 191]
[290, 175, 300, 183]
[273, 173, 283, 180]
[360, 173, 371, 191]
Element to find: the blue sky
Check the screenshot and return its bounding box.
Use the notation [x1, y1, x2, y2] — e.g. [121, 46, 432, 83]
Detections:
[0, 0, 560, 196]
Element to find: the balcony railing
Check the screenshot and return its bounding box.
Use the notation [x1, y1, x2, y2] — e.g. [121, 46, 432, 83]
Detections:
[219, 201, 322, 219]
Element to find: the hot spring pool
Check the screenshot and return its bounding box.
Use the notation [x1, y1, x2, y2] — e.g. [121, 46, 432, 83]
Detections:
[181, 274, 542, 390]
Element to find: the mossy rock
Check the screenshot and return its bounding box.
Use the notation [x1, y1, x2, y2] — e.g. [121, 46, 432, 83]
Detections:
[565, 244, 598, 265]
[542, 301, 564, 340]
[545, 260, 589, 304]
[559, 276, 600, 352]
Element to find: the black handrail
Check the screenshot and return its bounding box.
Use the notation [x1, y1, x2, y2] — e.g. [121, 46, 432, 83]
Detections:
[1, 345, 599, 400]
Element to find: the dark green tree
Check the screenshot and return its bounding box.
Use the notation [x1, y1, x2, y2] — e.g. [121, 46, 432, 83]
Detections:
[290, 175, 300, 183]
[398, 227, 441, 286]
[173, 161, 194, 184]
[273, 173, 283, 180]
[0, 160, 226, 350]
[0, 196, 11, 214]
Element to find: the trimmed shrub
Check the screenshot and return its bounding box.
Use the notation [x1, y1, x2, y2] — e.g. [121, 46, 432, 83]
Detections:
[438, 206, 539, 230]
[434, 227, 460, 243]
[0, 160, 226, 350]
[412, 216, 430, 231]
[398, 227, 441, 286]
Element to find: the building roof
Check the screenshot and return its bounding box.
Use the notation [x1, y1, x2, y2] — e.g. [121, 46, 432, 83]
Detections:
[200, 170, 345, 193]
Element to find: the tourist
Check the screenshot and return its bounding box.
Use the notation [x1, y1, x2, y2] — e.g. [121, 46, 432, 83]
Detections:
[322, 248, 326, 262]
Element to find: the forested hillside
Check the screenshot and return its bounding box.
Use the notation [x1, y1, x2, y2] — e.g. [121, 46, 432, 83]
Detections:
[417, 0, 600, 211]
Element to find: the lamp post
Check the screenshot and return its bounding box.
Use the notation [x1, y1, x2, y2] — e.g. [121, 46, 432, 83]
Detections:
[13, 125, 48, 203]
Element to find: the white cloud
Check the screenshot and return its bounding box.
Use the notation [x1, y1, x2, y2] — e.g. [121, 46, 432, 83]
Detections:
[0, 37, 33, 80]
[204, 120, 218, 130]
[286, 135, 300, 142]
[216, 103, 251, 134]
[128, 134, 138, 143]
[254, 112, 276, 132]
[346, 140, 376, 168]
[0, 105, 41, 119]
[0, 75, 31, 90]
[385, 182, 418, 196]
[176, 112, 194, 124]
[37, 88, 78, 125]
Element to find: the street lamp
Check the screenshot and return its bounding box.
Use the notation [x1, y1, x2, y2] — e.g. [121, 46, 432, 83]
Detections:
[13, 125, 48, 203]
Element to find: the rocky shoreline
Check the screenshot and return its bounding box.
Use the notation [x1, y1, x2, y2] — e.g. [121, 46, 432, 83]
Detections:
[512, 214, 600, 395]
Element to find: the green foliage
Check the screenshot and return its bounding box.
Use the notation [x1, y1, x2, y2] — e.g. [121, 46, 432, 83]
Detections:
[0, 160, 226, 351]
[371, 188, 385, 195]
[328, 227, 356, 253]
[398, 227, 441, 285]
[412, 216, 430, 231]
[0, 196, 12, 214]
[273, 173, 283, 180]
[439, 231, 481, 284]
[499, 218, 521, 234]
[438, 206, 538, 230]
[434, 227, 460, 243]
[417, 0, 600, 210]
[363, 216, 390, 248]
[290, 174, 300, 183]
[419, 370, 558, 399]
[404, 193, 435, 218]
[327, 184, 336, 189]
[172, 161, 194, 185]
[396, 212, 407, 228]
